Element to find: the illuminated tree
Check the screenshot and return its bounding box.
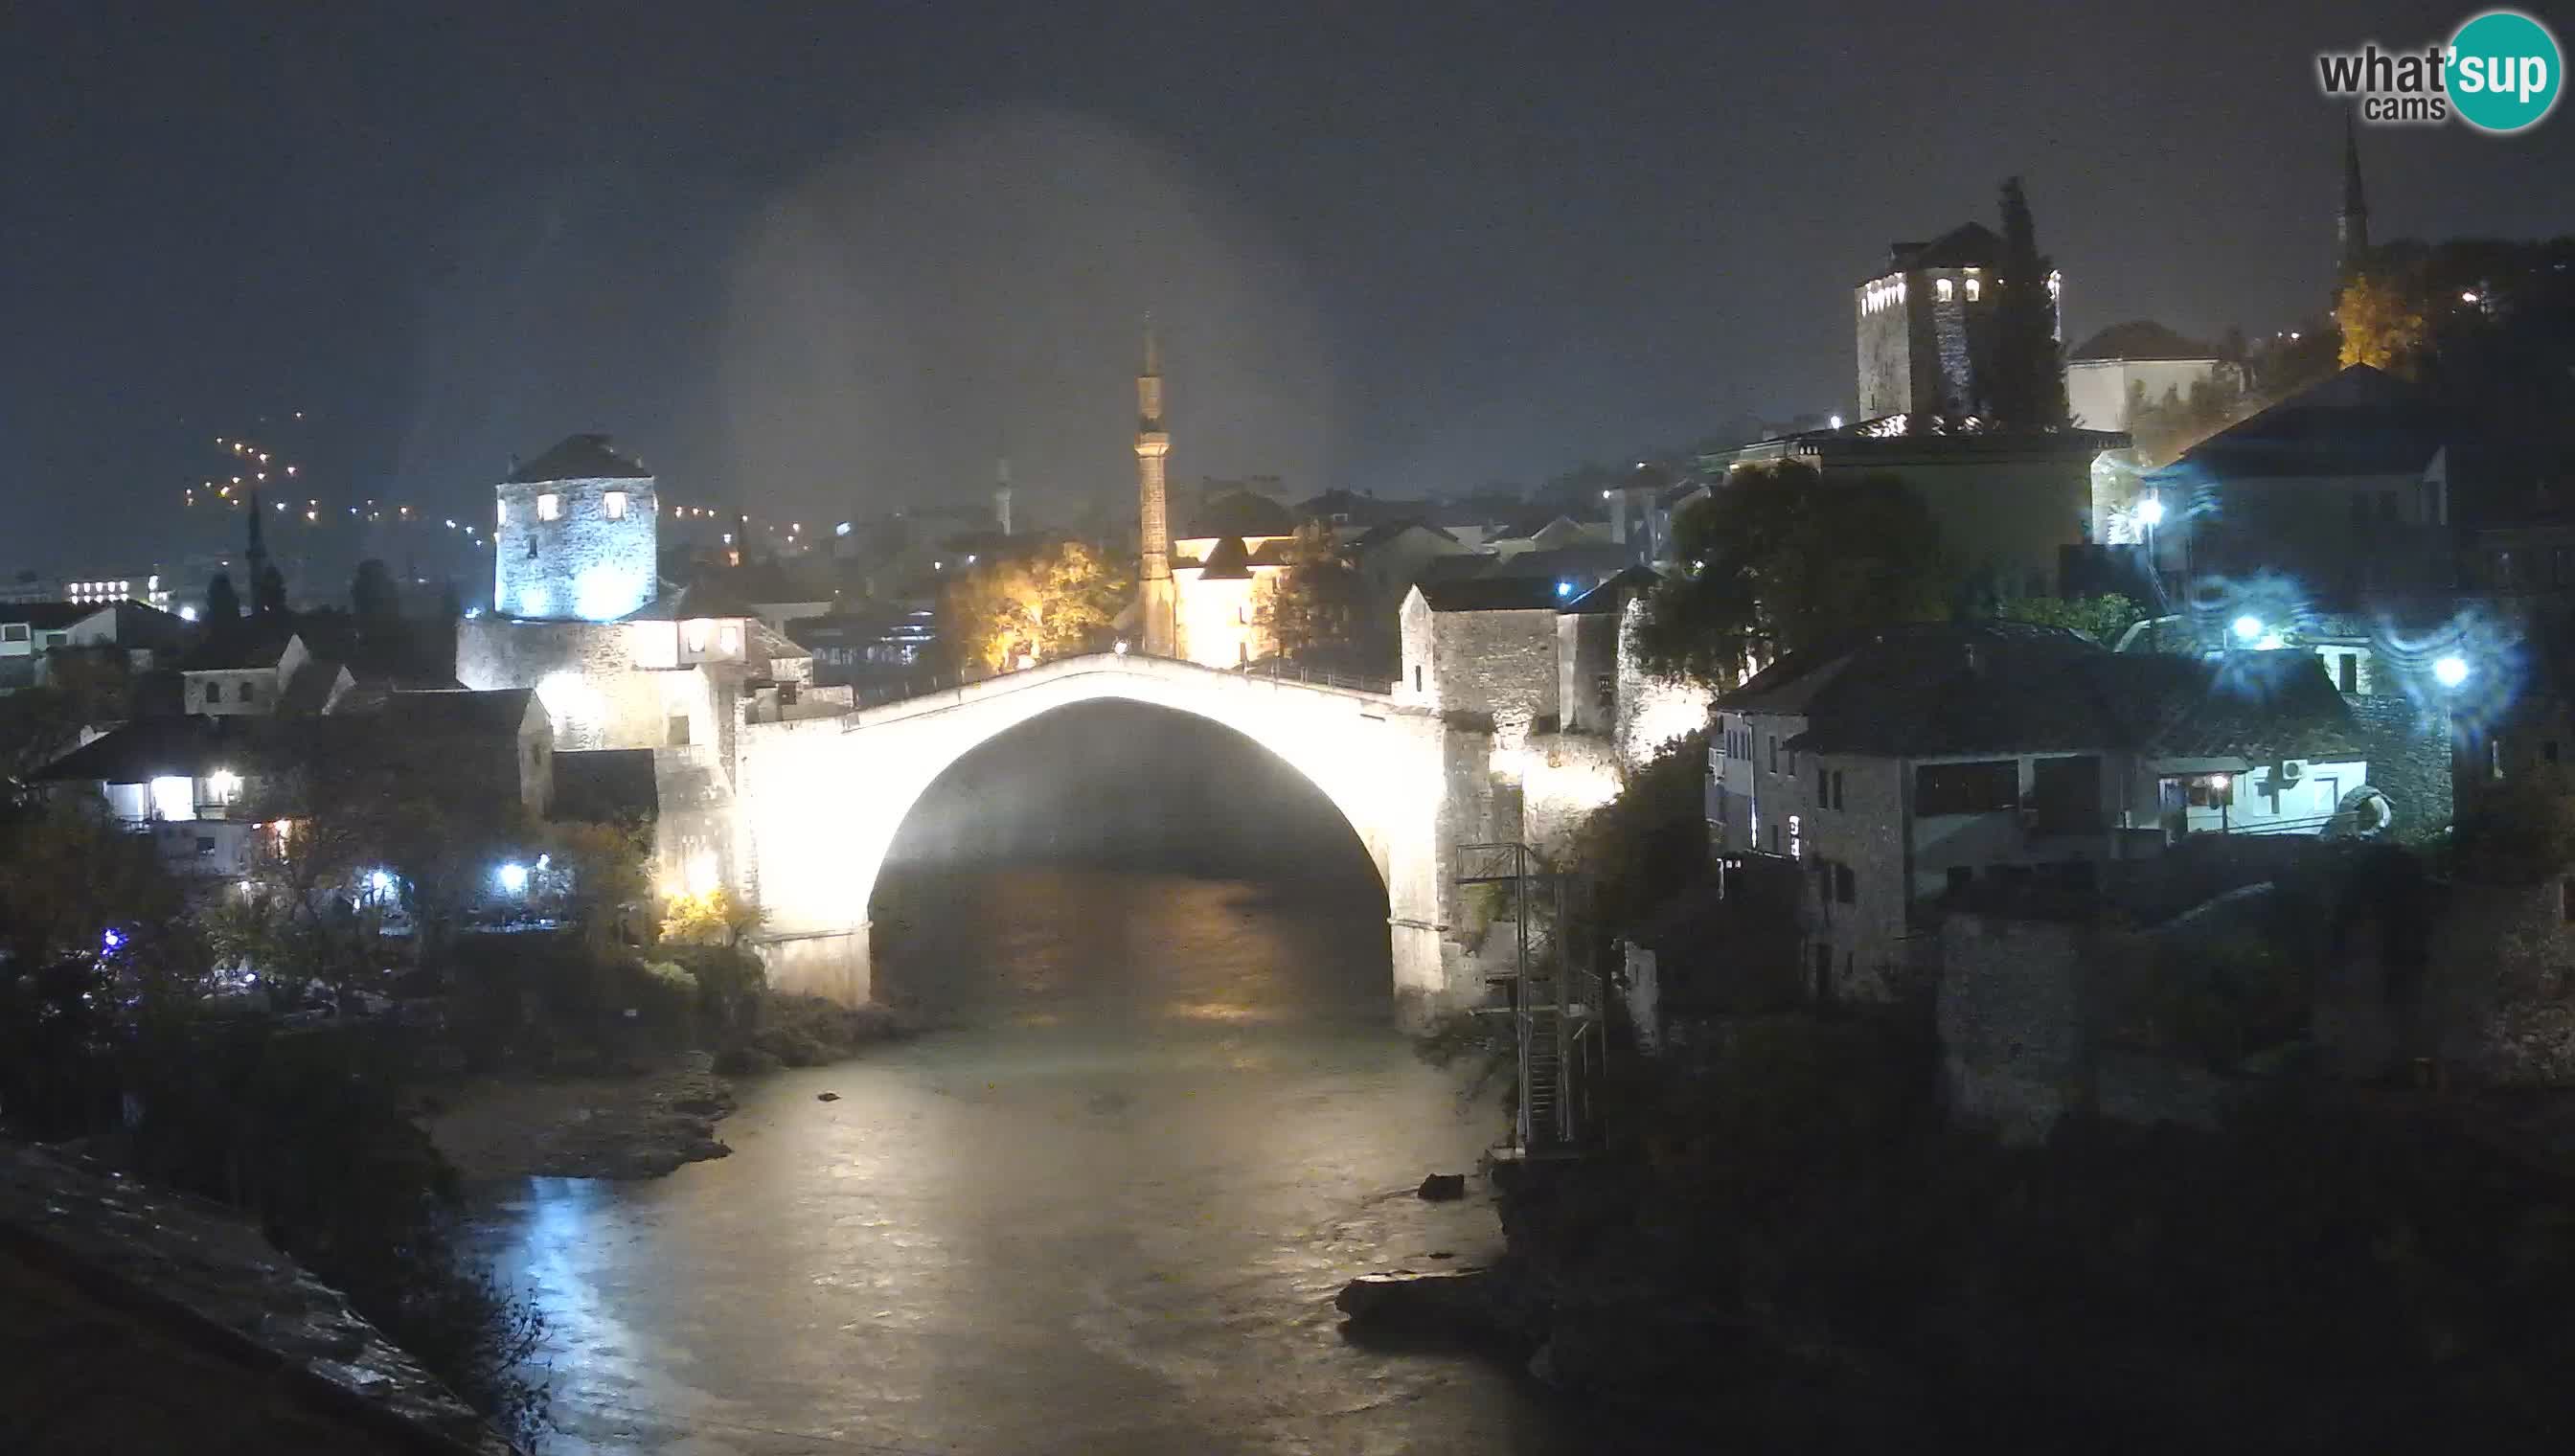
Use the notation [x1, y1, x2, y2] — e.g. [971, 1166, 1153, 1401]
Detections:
[1631, 462, 1952, 685]
[943, 539, 1128, 672]
[2337, 270, 2430, 375]
[1253, 520, 1363, 665]
[659, 886, 763, 947]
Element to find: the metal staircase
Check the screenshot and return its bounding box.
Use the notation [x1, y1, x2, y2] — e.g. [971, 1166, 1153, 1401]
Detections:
[1457, 843, 1603, 1158]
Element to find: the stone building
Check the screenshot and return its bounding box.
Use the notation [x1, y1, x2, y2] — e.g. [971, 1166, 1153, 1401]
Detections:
[2063, 320, 2239, 434]
[457, 433, 839, 896]
[1854, 222, 2060, 419]
[492, 433, 659, 623]
[1713, 624, 2369, 1003]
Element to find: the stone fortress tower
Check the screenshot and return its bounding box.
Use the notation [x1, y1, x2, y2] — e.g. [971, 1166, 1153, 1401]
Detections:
[1133, 324, 1177, 657]
[1854, 222, 2060, 420]
[492, 433, 659, 622]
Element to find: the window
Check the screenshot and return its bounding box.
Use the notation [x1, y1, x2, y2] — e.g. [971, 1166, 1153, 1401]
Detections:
[1935, 277, 1955, 302]
[195, 836, 216, 857]
[1914, 760, 2018, 816]
[2337, 652, 2358, 694]
[1, 624, 25, 643]
[1964, 277, 1981, 302]
[668, 715, 692, 747]
[719, 625, 741, 655]
[536, 492, 563, 522]
[239, 680, 257, 702]
[1594, 672, 1614, 711]
[1817, 765, 1828, 805]
[2564, 878, 2575, 924]
[604, 489, 628, 521]
[685, 619, 711, 653]
[1787, 814, 1802, 860]
[1414, 666, 1424, 693]
[1767, 736, 1777, 773]
[2547, 740, 2562, 766]
[2165, 773, 2233, 808]
[1834, 863, 1855, 904]
[2029, 755, 2103, 833]
[1832, 770, 1845, 809]
[204, 680, 222, 704]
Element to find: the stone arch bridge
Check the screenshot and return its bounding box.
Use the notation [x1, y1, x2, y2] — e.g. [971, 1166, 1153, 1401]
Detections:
[730, 652, 1551, 1022]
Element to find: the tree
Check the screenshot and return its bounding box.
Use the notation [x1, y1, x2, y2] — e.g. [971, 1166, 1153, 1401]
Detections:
[204, 570, 242, 625]
[1631, 462, 1953, 685]
[942, 540, 1128, 672]
[351, 557, 399, 635]
[660, 886, 764, 947]
[546, 818, 654, 957]
[1993, 592, 2143, 645]
[1989, 176, 2069, 428]
[254, 562, 289, 619]
[2337, 269, 2430, 375]
[2126, 374, 2251, 468]
[1253, 520, 1363, 665]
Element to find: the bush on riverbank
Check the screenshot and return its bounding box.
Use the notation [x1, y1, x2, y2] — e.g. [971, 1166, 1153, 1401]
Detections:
[1497, 1012, 2575, 1445]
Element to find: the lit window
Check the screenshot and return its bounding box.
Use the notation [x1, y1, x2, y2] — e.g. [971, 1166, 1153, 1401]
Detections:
[1964, 278, 1981, 302]
[685, 619, 710, 652]
[537, 492, 562, 522]
[1936, 278, 1954, 303]
[604, 490, 627, 521]
[718, 625, 741, 655]
[497, 500, 508, 527]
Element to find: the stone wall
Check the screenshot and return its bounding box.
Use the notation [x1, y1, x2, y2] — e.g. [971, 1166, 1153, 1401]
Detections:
[1936, 911, 2093, 1144]
[1425, 607, 1561, 745]
[2344, 691, 2452, 834]
[1808, 753, 1913, 1001]
[1558, 611, 1617, 735]
[1612, 600, 1710, 767]
[493, 474, 658, 622]
[2427, 879, 2575, 1084]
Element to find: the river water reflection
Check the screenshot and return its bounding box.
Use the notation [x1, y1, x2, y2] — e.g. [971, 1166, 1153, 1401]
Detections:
[468, 868, 1626, 1454]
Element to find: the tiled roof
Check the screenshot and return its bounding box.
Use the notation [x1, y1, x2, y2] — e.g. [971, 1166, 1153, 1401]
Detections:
[1883, 221, 2003, 273]
[552, 748, 657, 824]
[509, 433, 650, 483]
[1561, 566, 1666, 615]
[2144, 364, 2450, 483]
[1724, 623, 2361, 762]
[1178, 490, 1294, 539]
[372, 688, 537, 735]
[0, 602, 97, 630]
[177, 629, 295, 671]
[2069, 320, 2222, 363]
[1419, 578, 1566, 612]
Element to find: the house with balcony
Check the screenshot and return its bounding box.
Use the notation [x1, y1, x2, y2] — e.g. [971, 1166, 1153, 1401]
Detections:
[1713, 624, 2366, 1002]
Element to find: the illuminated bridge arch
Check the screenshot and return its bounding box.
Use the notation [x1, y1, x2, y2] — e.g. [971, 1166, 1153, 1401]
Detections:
[732, 652, 1466, 1019]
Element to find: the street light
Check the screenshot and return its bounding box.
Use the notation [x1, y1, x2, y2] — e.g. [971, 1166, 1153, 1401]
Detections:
[2135, 494, 2165, 529]
[2433, 653, 2471, 689]
[495, 862, 529, 895]
[2231, 614, 2264, 645]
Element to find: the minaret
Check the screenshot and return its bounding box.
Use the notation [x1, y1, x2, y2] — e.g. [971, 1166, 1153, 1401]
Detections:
[994, 457, 1014, 536]
[1133, 322, 1176, 657]
[2336, 116, 2370, 277]
[243, 483, 270, 596]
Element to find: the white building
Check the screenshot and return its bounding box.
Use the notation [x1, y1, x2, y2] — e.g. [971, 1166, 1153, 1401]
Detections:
[2063, 321, 2238, 433]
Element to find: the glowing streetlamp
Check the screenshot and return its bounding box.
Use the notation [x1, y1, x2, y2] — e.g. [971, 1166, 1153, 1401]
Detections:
[2231, 614, 2264, 645]
[1114, 639, 1130, 656]
[2433, 654, 2471, 689]
[495, 861, 529, 895]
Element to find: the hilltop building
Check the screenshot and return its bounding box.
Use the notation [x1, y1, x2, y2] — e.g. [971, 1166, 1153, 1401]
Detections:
[1855, 223, 2061, 419]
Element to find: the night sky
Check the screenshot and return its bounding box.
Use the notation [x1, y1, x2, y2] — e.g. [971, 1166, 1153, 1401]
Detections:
[8, 1, 2572, 565]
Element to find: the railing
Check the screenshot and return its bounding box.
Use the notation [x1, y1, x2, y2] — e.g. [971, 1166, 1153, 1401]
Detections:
[1232, 659, 1395, 695]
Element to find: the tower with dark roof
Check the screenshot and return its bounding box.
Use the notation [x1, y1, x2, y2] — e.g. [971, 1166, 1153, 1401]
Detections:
[492, 433, 659, 621]
[1133, 324, 1177, 656]
[2337, 117, 2370, 276]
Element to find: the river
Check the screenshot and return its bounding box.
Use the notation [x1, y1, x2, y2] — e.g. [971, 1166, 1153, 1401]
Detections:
[468, 866, 1627, 1454]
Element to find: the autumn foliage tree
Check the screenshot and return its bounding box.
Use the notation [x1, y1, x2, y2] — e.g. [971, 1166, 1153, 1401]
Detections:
[1252, 520, 1363, 666]
[943, 539, 1128, 673]
[2337, 270, 2431, 375]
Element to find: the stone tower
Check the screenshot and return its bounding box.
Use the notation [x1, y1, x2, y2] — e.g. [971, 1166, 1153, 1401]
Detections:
[1133, 324, 1177, 656]
[994, 457, 1014, 536]
[492, 433, 659, 622]
[2336, 117, 2370, 277]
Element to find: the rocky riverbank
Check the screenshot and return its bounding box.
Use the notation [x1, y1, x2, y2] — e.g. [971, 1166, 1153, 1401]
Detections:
[422, 1052, 739, 1181]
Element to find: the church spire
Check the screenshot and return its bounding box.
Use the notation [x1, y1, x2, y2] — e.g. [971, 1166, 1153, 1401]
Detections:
[1132, 317, 1176, 657]
[2337, 115, 2370, 275]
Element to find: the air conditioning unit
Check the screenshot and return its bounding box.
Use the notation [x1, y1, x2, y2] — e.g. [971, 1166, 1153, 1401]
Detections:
[2274, 760, 2304, 785]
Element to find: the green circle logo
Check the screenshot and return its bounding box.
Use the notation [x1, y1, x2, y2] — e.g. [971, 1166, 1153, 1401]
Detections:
[2449, 10, 2562, 133]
